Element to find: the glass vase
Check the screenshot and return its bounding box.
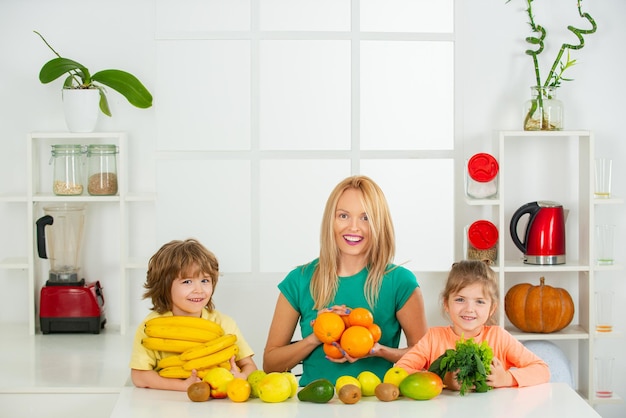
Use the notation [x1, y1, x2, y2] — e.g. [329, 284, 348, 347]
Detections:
[523, 86, 563, 131]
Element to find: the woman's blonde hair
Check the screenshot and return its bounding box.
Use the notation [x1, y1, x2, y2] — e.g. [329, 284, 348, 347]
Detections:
[143, 238, 220, 314]
[310, 175, 396, 309]
[440, 260, 499, 325]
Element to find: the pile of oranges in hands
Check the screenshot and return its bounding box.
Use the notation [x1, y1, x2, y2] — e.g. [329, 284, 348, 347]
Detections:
[313, 307, 382, 359]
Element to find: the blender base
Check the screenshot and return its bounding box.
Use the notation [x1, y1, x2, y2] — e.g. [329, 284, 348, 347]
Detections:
[40, 315, 106, 334]
[39, 280, 106, 334]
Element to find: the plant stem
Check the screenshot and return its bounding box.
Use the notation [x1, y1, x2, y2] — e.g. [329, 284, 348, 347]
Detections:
[33, 31, 62, 58]
[543, 0, 597, 88]
[34, 30, 84, 88]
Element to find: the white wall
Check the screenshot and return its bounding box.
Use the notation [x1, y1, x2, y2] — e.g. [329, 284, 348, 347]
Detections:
[0, 1, 624, 416]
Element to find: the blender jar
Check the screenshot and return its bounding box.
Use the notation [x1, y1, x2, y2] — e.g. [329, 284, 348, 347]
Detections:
[36, 204, 86, 282]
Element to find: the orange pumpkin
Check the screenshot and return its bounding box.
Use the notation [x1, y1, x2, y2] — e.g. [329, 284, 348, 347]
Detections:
[504, 276, 574, 333]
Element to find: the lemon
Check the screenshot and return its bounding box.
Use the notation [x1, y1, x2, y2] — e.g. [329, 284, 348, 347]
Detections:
[257, 372, 292, 403]
[357, 371, 381, 396]
[335, 375, 361, 392]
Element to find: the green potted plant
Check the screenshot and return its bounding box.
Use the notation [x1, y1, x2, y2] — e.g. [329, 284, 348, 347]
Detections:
[507, 0, 597, 131]
[34, 30, 153, 132]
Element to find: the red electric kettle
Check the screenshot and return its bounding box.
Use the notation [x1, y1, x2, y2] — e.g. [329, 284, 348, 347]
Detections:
[509, 201, 566, 265]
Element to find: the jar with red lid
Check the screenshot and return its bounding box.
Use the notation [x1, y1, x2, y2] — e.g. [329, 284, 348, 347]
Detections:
[465, 220, 498, 264]
[466, 153, 499, 199]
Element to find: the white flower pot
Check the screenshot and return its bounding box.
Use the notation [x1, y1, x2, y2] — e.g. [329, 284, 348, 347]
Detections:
[62, 88, 100, 132]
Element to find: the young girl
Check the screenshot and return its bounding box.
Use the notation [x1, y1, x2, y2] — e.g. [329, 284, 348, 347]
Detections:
[263, 175, 428, 386]
[130, 238, 257, 391]
[395, 260, 549, 390]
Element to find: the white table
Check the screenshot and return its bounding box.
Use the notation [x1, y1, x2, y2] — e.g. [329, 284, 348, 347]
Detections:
[110, 382, 601, 418]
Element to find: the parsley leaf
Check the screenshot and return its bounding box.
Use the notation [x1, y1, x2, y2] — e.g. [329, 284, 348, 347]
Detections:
[427, 337, 494, 396]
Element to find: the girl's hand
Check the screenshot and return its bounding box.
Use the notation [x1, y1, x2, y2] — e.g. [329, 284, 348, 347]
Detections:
[487, 357, 514, 388]
[443, 370, 462, 391]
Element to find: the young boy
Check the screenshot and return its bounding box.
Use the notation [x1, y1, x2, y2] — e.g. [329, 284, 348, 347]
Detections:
[130, 238, 257, 391]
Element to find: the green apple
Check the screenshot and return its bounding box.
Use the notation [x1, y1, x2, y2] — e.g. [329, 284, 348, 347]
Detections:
[357, 370, 382, 396]
[246, 369, 267, 398]
[383, 366, 409, 387]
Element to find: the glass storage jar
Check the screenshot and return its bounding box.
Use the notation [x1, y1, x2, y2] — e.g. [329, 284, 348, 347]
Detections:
[466, 153, 499, 199]
[86, 144, 118, 196]
[465, 220, 498, 265]
[51, 144, 84, 196]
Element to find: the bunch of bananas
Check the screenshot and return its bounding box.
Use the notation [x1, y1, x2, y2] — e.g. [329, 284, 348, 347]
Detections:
[140, 316, 239, 379]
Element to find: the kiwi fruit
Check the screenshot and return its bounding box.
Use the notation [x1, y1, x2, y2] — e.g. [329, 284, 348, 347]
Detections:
[374, 382, 400, 402]
[187, 381, 211, 402]
[338, 384, 362, 404]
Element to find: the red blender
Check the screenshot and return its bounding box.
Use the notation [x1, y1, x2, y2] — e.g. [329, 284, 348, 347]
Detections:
[36, 204, 106, 334]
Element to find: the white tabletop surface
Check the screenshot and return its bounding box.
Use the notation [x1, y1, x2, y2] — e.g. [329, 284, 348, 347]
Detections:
[110, 382, 601, 418]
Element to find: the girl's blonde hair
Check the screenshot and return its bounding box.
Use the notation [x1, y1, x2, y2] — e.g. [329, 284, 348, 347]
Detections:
[143, 238, 220, 314]
[441, 260, 499, 325]
[311, 175, 396, 309]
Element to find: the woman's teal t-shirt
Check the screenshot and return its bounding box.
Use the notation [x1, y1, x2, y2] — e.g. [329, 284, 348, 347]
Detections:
[278, 260, 419, 386]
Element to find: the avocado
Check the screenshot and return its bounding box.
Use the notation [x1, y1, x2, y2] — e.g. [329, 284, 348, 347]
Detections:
[297, 378, 335, 403]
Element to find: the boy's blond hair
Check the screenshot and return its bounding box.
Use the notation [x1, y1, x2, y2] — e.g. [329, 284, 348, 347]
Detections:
[143, 238, 219, 313]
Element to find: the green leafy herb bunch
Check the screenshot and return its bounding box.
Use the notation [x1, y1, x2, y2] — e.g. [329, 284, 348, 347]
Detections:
[428, 337, 494, 396]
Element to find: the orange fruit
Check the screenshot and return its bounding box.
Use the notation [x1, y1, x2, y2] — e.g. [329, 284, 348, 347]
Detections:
[323, 342, 344, 359]
[341, 314, 351, 328]
[313, 312, 346, 343]
[340, 325, 374, 358]
[368, 323, 382, 343]
[227, 377, 251, 402]
[348, 307, 374, 328]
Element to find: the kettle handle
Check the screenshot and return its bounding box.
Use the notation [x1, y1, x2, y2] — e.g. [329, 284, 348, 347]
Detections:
[509, 202, 541, 254]
[36, 215, 54, 259]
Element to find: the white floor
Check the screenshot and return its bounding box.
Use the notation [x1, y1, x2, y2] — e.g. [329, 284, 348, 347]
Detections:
[0, 323, 134, 418]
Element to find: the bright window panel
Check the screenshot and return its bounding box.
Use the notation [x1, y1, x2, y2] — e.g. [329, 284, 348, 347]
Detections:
[361, 0, 453, 33]
[156, 41, 251, 151]
[155, 0, 250, 33]
[360, 41, 454, 150]
[260, 40, 351, 150]
[156, 160, 251, 272]
[360, 159, 454, 272]
[260, 0, 351, 31]
[259, 160, 350, 272]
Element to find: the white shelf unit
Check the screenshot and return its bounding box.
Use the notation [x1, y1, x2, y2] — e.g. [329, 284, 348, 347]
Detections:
[0, 132, 154, 335]
[465, 130, 622, 405]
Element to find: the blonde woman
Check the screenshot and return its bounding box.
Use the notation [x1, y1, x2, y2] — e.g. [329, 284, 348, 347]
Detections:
[263, 175, 427, 386]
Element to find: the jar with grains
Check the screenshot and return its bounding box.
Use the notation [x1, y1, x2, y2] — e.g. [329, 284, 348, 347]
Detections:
[87, 144, 118, 196]
[466, 153, 499, 199]
[51, 144, 84, 196]
[465, 220, 498, 264]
